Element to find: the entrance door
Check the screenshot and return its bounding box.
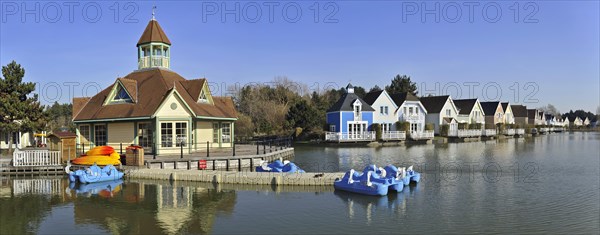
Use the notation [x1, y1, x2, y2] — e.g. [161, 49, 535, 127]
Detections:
[348, 122, 365, 139]
[410, 123, 418, 134]
[138, 122, 154, 153]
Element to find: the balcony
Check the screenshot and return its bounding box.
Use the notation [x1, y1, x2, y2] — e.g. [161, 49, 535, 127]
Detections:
[449, 129, 481, 138]
[482, 129, 496, 136]
[381, 131, 406, 141]
[325, 131, 375, 142]
[400, 114, 424, 122]
[139, 56, 170, 69]
[410, 130, 434, 140]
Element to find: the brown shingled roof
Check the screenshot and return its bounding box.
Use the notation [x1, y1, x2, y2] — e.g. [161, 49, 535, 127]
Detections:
[137, 20, 171, 46]
[72, 97, 91, 120]
[73, 68, 237, 121]
[180, 79, 206, 102]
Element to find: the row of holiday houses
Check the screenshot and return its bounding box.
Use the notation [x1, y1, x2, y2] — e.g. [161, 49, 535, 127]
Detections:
[325, 84, 591, 142]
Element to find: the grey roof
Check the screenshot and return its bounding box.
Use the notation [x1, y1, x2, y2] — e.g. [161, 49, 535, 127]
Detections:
[327, 92, 375, 112]
[480, 102, 502, 117]
[389, 92, 420, 107]
[511, 105, 528, 117]
[501, 102, 510, 111]
[363, 90, 384, 105]
[419, 95, 450, 113]
[453, 99, 478, 115]
[527, 109, 538, 118]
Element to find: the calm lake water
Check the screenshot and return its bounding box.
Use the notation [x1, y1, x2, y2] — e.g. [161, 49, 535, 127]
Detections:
[1, 132, 599, 234]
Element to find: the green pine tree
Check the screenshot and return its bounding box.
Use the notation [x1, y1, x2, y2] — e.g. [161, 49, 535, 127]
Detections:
[0, 61, 46, 153]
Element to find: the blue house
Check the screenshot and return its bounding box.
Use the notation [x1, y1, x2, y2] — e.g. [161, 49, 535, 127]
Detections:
[325, 84, 375, 141]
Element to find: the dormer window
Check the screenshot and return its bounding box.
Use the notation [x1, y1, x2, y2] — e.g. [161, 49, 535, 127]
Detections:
[198, 90, 208, 103]
[105, 81, 134, 105]
[353, 100, 361, 117]
[115, 87, 131, 101]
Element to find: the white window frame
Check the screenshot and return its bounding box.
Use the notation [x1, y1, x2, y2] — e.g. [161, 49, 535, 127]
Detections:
[221, 123, 231, 143]
[94, 124, 107, 146]
[79, 125, 90, 143]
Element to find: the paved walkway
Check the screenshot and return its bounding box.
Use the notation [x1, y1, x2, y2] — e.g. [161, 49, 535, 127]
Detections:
[145, 144, 288, 161]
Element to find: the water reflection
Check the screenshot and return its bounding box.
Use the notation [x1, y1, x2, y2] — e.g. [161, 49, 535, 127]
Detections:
[0, 132, 597, 234]
[0, 177, 237, 234]
[70, 180, 123, 198]
[334, 184, 420, 224]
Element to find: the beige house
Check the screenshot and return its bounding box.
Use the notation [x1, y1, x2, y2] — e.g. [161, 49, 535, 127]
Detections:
[72, 18, 237, 155]
[480, 102, 504, 128]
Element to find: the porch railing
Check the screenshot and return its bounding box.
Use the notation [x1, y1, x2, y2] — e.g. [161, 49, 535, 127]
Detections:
[503, 129, 516, 136]
[12, 149, 62, 167]
[325, 132, 376, 142]
[449, 129, 481, 137]
[381, 131, 406, 140]
[410, 130, 434, 140]
[482, 129, 497, 136]
[139, 56, 170, 68]
[516, 129, 525, 135]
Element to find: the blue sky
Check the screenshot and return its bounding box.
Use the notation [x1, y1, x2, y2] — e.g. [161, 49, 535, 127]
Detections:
[1, 1, 598, 113]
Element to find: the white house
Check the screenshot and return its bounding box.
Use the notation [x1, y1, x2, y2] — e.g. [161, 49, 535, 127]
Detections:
[363, 90, 398, 133]
[453, 98, 485, 125]
[419, 95, 459, 135]
[568, 116, 583, 127]
[0, 131, 33, 151]
[583, 117, 591, 126]
[390, 92, 431, 139]
[501, 102, 515, 124]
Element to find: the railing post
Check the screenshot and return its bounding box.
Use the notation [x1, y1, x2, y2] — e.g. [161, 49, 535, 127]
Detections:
[180, 141, 183, 159]
[212, 160, 216, 170]
[206, 141, 210, 158]
[263, 142, 266, 154]
[238, 158, 241, 171]
[250, 158, 254, 172]
[269, 141, 272, 153]
[233, 142, 236, 156]
[226, 160, 230, 171]
[82, 143, 85, 155]
[256, 142, 259, 155]
[153, 143, 156, 160]
[120, 143, 123, 155]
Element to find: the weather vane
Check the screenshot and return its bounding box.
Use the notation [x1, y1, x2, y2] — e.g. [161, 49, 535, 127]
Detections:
[152, 5, 157, 20]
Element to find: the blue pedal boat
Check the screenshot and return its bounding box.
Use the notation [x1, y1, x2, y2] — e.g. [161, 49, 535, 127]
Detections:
[382, 165, 406, 192]
[333, 169, 393, 196]
[256, 160, 305, 173]
[406, 166, 420, 183]
[68, 164, 124, 184]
